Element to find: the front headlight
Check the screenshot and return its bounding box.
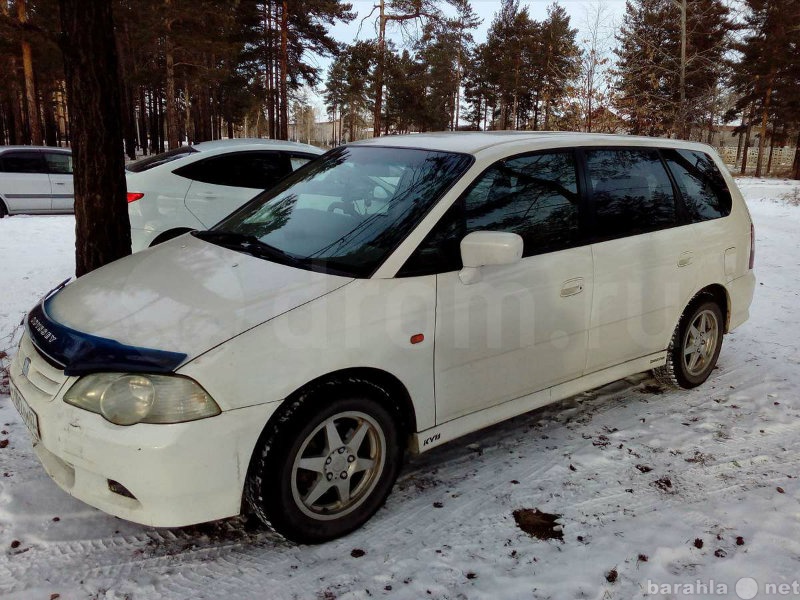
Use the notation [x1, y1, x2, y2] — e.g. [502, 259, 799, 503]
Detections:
[64, 373, 221, 426]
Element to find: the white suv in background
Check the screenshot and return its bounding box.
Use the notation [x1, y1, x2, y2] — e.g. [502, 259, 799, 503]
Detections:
[0, 146, 73, 217]
[126, 138, 323, 250]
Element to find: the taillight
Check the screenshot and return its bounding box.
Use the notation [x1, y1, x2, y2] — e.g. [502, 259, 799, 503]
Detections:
[749, 222, 755, 270]
[127, 192, 144, 203]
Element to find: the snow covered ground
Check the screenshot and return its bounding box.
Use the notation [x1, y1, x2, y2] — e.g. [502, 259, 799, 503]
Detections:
[1, 178, 799, 600]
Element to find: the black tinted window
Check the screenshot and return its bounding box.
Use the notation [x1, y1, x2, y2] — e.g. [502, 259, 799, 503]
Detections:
[45, 152, 72, 174]
[586, 148, 676, 239]
[663, 149, 731, 222]
[176, 152, 289, 189]
[1, 151, 46, 174]
[401, 151, 581, 275]
[126, 146, 197, 172]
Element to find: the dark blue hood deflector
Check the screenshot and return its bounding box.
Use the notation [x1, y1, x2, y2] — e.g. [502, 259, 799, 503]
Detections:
[26, 288, 187, 376]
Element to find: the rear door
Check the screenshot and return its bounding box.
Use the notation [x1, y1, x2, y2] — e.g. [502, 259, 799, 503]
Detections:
[180, 151, 292, 227]
[44, 151, 74, 212]
[584, 147, 695, 372]
[0, 150, 51, 213]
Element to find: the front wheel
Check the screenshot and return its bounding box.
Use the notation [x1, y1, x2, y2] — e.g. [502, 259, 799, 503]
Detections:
[245, 382, 402, 543]
[654, 300, 724, 389]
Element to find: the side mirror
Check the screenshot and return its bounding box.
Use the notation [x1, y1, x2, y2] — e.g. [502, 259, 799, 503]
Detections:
[459, 231, 523, 284]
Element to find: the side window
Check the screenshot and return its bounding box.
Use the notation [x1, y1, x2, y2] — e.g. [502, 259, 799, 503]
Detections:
[45, 152, 73, 175]
[663, 149, 731, 222]
[400, 151, 581, 276]
[175, 152, 290, 189]
[585, 148, 677, 239]
[0, 151, 46, 174]
[290, 154, 314, 170]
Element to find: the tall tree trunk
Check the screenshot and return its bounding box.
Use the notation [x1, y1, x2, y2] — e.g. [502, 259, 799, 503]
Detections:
[184, 80, 192, 143]
[263, 1, 275, 138]
[766, 125, 776, 175]
[735, 110, 746, 167]
[59, 0, 130, 276]
[18, 0, 42, 145]
[740, 102, 755, 176]
[138, 86, 148, 155]
[792, 132, 800, 180]
[116, 22, 136, 159]
[754, 77, 774, 178]
[164, 0, 180, 149]
[278, 1, 289, 140]
[373, 0, 386, 137]
[43, 86, 57, 146]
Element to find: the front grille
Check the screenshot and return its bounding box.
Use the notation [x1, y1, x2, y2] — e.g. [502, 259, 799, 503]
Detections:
[12, 332, 68, 402]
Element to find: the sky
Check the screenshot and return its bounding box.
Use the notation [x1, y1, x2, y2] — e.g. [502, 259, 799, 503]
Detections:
[327, 0, 628, 47]
[306, 0, 629, 113]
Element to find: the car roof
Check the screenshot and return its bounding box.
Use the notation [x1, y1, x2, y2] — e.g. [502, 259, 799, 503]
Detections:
[0, 145, 71, 153]
[191, 138, 322, 154]
[347, 131, 716, 156]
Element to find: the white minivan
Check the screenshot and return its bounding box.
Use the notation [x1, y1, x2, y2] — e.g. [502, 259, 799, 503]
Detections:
[9, 133, 755, 543]
[0, 146, 74, 216]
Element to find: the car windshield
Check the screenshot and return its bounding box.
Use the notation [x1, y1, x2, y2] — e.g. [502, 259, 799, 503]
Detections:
[206, 146, 473, 277]
[126, 146, 198, 172]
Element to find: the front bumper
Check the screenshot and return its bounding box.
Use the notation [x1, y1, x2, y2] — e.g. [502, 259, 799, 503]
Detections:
[9, 332, 276, 527]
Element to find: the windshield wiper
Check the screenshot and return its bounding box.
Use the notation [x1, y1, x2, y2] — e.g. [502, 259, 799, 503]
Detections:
[192, 230, 306, 268]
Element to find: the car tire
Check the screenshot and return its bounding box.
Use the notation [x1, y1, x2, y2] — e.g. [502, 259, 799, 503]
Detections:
[0, 201, 7, 218]
[653, 300, 724, 389]
[244, 378, 403, 543]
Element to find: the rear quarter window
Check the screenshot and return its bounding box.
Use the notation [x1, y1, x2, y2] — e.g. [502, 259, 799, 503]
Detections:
[174, 151, 290, 189]
[662, 149, 732, 222]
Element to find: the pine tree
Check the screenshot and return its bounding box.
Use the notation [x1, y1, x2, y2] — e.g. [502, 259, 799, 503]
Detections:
[59, 0, 130, 275]
[614, 0, 733, 139]
[731, 0, 800, 177]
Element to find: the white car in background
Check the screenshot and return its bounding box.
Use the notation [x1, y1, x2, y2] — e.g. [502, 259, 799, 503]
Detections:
[126, 138, 322, 251]
[0, 146, 73, 217]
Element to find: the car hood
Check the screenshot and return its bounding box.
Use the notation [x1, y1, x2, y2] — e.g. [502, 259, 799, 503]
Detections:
[45, 234, 353, 366]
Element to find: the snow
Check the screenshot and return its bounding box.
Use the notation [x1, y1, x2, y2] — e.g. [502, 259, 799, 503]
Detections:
[1, 178, 800, 599]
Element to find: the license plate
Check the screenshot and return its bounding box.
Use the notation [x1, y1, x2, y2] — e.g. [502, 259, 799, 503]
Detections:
[9, 384, 41, 443]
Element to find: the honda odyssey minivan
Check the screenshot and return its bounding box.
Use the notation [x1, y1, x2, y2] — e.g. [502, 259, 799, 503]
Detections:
[9, 132, 755, 543]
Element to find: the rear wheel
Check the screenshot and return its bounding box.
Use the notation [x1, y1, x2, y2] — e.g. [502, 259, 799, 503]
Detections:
[654, 300, 724, 389]
[0, 201, 7, 218]
[245, 380, 403, 543]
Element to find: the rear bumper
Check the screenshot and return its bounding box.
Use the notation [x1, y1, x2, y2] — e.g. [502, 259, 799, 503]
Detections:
[726, 270, 756, 331]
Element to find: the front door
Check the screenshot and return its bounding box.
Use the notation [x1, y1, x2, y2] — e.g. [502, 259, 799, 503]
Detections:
[0, 150, 51, 213]
[400, 150, 592, 423]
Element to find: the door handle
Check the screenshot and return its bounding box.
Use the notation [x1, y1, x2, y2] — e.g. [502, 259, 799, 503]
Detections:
[196, 192, 218, 199]
[560, 278, 584, 297]
[54, 182, 66, 186]
[678, 251, 693, 267]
